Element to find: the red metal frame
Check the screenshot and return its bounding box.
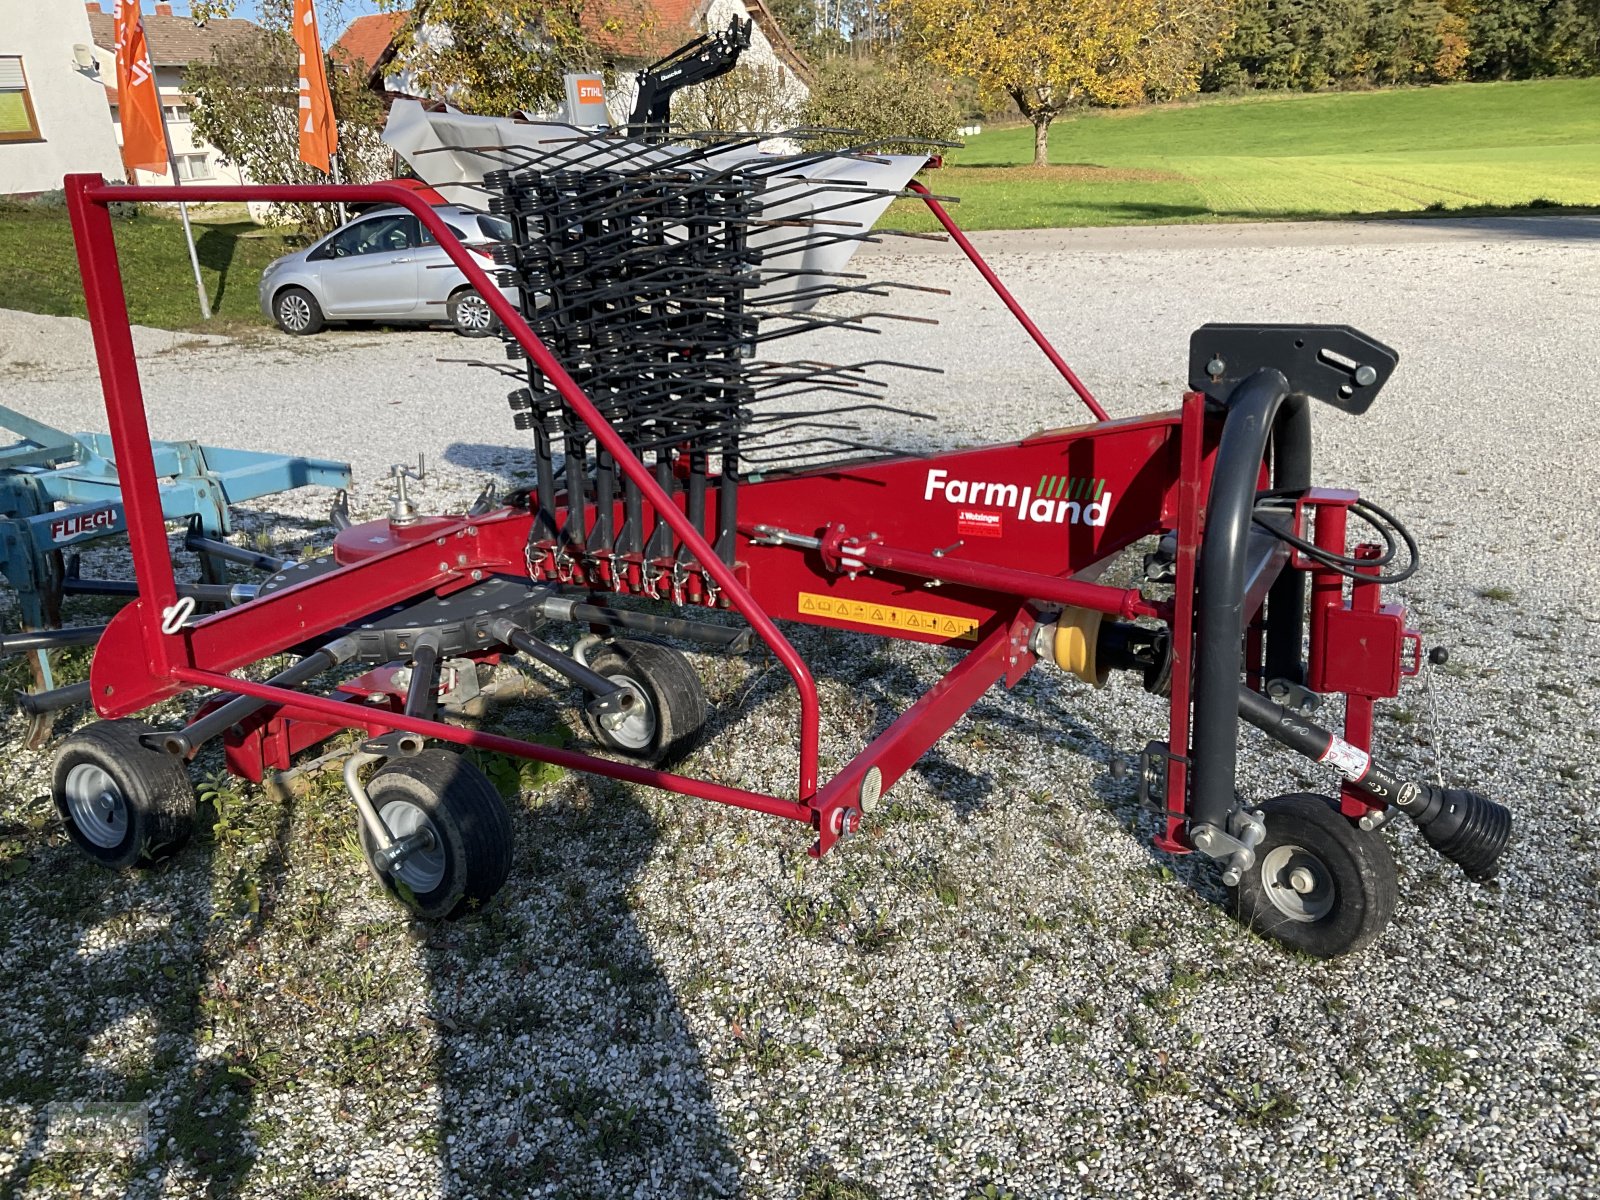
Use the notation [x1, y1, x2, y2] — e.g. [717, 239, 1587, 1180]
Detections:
[906, 181, 1109, 423]
[63, 174, 1410, 861]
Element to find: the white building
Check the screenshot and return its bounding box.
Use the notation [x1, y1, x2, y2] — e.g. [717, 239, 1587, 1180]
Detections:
[86, 1, 259, 185]
[0, 0, 125, 196]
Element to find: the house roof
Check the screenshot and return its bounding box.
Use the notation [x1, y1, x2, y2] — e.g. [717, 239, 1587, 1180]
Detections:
[87, 7, 260, 68]
[339, 0, 811, 86]
[332, 11, 408, 77]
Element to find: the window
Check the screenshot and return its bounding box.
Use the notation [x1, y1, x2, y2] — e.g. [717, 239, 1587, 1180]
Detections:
[0, 56, 41, 143]
[315, 214, 422, 259]
[476, 214, 512, 242]
[163, 103, 190, 124]
[175, 153, 213, 181]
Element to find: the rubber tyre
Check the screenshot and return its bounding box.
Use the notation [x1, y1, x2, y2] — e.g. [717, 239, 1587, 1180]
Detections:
[1230, 793, 1398, 958]
[358, 749, 512, 920]
[52, 720, 195, 869]
[448, 288, 498, 337]
[581, 640, 707, 767]
[273, 286, 324, 335]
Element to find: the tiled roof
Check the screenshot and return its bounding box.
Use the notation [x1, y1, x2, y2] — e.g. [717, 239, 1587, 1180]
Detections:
[331, 11, 408, 76]
[87, 7, 261, 68]
[333, 0, 810, 81]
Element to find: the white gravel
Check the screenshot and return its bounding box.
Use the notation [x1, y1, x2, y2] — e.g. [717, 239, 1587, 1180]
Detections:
[1, 215, 1598, 1199]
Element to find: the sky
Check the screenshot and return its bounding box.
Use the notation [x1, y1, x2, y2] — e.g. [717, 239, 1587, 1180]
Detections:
[155, 1, 391, 39]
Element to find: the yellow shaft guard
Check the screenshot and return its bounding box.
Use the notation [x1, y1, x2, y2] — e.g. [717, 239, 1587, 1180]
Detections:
[1052, 607, 1109, 687]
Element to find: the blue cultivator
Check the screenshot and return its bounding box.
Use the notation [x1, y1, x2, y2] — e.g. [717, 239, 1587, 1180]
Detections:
[0, 401, 351, 745]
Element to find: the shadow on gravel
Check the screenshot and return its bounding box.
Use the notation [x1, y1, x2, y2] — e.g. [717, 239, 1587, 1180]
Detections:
[440, 441, 537, 483]
[0, 794, 280, 1196]
[423, 779, 742, 1197]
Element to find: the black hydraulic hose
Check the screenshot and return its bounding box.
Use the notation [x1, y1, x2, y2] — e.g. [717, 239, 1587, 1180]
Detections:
[1190, 368, 1290, 833]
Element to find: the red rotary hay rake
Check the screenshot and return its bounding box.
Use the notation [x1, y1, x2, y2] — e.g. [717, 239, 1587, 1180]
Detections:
[50, 148, 1508, 957]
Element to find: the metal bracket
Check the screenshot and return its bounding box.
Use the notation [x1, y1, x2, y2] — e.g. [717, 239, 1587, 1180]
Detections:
[1189, 324, 1398, 415]
[1266, 677, 1322, 714]
[1191, 806, 1268, 887]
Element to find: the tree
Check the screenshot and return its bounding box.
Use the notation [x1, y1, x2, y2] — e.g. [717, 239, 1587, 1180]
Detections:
[188, 28, 387, 235]
[195, 0, 661, 118]
[369, 0, 655, 116]
[799, 56, 959, 151]
[670, 62, 803, 134]
[892, 0, 1232, 165]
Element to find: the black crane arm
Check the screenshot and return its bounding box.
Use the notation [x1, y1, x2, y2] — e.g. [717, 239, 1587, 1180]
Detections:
[627, 16, 753, 137]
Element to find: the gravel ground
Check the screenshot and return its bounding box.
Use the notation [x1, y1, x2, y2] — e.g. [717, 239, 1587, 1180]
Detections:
[0, 216, 1597, 1199]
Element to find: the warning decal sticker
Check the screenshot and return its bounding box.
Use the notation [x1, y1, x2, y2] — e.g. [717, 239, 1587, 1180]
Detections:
[798, 592, 981, 641]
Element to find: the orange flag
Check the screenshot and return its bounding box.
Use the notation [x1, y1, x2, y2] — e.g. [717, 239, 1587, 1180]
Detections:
[113, 0, 168, 176]
[293, 0, 338, 173]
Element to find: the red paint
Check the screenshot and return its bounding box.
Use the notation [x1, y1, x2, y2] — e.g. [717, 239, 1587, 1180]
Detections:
[62, 176, 1424, 869]
[908, 181, 1109, 423]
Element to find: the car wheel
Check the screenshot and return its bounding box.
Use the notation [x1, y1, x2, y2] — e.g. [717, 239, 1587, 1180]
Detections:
[448, 288, 497, 337]
[274, 286, 324, 335]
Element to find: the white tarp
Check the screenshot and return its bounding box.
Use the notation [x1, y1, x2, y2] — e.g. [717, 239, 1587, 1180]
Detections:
[380, 99, 926, 310]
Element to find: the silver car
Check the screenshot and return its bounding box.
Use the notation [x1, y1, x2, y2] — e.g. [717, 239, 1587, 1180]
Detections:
[258, 205, 517, 337]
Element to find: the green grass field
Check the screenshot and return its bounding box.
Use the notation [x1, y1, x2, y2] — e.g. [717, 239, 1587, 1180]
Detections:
[0, 205, 293, 330]
[892, 77, 1600, 230]
[1, 79, 1597, 330]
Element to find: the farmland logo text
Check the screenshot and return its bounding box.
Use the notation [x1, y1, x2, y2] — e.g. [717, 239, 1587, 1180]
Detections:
[924, 470, 1111, 527]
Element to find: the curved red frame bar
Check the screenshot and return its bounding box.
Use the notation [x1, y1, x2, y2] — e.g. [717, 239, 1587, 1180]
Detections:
[65, 176, 822, 796]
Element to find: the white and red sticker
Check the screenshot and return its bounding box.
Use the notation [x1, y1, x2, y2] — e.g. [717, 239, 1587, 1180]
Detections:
[956, 510, 1003, 538]
[1319, 736, 1372, 781]
[48, 507, 118, 544]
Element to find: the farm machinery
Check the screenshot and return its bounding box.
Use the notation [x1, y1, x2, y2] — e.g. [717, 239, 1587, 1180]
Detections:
[0, 402, 349, 746]
[43, 117, 1510, 958]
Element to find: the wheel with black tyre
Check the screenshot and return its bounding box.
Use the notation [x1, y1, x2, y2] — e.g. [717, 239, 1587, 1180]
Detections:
[52, 720, 195, 868]
[582, 639, 707, 766]
[357, 749, 512, 920]
[448, 288, 498, 337]
[273, 286, 324, 335]
[1230, 792, 1398, 958]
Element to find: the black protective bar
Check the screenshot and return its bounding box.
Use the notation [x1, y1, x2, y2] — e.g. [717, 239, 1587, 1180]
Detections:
[16, 680, 92, 716]
[162, 635, 359, 757]
[183, 528, 288, 573]
[1261, 400, 1311, 685]
[61, 577, 244, 604]
[490, 618, 626, 699]
[544, 596, 752, 650]
[1189, 368, 1291, 833]
[0, 625, 107, 656]
[404, 635, 442, 720]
